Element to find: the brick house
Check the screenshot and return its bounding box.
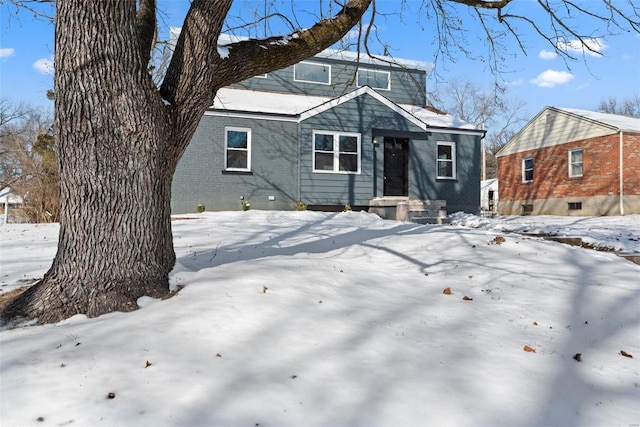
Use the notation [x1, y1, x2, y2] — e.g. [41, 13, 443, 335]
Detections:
[496, 107, 640, 216]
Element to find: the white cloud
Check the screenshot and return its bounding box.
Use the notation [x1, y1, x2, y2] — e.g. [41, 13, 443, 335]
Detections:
[33, 57, 54, 75]
[530, 70, 575, 88]
[557, 38, 608, 57]
[538, 50, 557, 60]
[0, 47, 15, 58]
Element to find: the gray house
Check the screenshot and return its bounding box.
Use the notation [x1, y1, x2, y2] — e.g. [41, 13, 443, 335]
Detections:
[171, 44, 484, 219]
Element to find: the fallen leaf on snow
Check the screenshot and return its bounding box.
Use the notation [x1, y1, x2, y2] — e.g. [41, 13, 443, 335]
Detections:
[462, 296, 473, 301]
[492, 236, 506, 245]
[145, 360, 153, 368]
[533, 321, 538, 326]
[262, 285, 268, 294]
[523, 345, 536, 353]
[442, 287, 452, 295]
[573, 353, 582, 362]
[620, 350, 633, 358]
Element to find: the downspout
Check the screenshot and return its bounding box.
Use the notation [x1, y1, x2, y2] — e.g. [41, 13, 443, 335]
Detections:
[297, 120, 302, 204]
[619, 131, 624, 215]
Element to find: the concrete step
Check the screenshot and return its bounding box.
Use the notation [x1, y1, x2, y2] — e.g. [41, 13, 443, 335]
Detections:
[408, 209, 447, 218]
[410, 216, 451, 225]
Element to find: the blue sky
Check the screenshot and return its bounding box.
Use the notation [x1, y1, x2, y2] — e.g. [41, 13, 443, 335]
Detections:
[1, 1, 638, 121]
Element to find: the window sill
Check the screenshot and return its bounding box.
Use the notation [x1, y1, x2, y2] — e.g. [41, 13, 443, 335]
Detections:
[436, 177, 458, 182]
[222, 170, 253, 175]
[313, 170, 361, 175]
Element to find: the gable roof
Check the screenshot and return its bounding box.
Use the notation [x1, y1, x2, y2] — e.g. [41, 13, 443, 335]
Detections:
[557, 107, 640, 133]
[299, 86, 427, 130]
[208, 87, 483, 134]
[497, 106, 640, 157]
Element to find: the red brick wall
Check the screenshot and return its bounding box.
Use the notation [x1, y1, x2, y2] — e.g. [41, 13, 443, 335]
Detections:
[497, 134, 630, 202]
[623, 134, 640, 196]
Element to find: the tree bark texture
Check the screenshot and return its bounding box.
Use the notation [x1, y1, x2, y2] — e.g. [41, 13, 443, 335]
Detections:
[2, 0, 372, 324]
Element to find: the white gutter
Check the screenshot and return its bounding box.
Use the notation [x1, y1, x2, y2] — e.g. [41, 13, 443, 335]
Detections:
[619, 131, 624, 215]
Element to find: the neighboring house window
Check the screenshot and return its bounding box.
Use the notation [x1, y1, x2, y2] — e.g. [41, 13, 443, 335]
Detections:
[357, 69, 390, 90]
[313, 131, 361, 173]
[436, 141, 456, 179]
[522, 157, 534, 182]
[294, 62, 331, 85]
[569, 148, 583, 177]
[225, 127, 251, 171]
[568, 202, 582, 210]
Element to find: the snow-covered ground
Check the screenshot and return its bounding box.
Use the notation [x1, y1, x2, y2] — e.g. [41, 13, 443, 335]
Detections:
[1, 211, 639, 427]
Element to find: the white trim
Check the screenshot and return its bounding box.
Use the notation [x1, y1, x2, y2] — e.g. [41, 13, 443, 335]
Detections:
[293, 61, 331, 85]
[312, 130, 361, 174]
[356, 68, 391, 91]
[436, 141, 456, 179]
[224, 127, 252, 171]
[301, 86, 426, 131]
[568, 148, 583, 177]
[522, 156, 534, 183]
[205, 110, 299, 123]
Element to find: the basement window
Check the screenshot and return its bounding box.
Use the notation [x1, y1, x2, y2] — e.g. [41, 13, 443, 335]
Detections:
[568, 202, 582, 211]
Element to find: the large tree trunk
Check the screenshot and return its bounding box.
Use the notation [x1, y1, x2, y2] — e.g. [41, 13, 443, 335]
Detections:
[3, 1, 178, 323]
[2, 0, 373, 324]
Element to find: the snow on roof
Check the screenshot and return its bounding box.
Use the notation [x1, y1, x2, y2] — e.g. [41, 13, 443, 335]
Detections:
[558, 108, 640, 133]
[401, 105, 483, 130]
[171, 28, 433, 72]
[312, 48, 433, 72]
[211, 88, 481, 132]
[213, 88, 330, 116]
[0, 188, 23, 204]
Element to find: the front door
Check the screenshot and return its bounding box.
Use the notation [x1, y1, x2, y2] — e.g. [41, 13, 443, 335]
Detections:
[383, 137, 409, 196]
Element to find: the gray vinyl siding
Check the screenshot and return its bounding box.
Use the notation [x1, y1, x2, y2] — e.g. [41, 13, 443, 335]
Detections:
[407, 132, 481, 213]
[171, 115, 299, 213]
[299, 94, 424, 206]
[232, 59, 426, 106]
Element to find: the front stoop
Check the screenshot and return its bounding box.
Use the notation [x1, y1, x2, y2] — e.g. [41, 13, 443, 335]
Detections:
[369, 198, 449, 224]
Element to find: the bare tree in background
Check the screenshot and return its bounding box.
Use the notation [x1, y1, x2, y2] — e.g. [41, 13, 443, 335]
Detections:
[429, 79, 527, 179]
[0, 99, 58, 223]
[597, 96, 640, 117]
[2, 0, 639, 324]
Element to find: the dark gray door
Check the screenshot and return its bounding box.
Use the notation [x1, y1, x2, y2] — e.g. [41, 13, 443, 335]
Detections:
[383, 137, 409, 196]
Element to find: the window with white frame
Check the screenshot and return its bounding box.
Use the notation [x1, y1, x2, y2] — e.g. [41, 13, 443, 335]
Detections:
[522, 157, 534, 182]
[436, 141, 456, 179]
[294, 62, 331, 84]
[225, 127, 251, 171]
[357, 69, 390, 90]
[313, 131, 361, 173]
[569, 148, 583, 177]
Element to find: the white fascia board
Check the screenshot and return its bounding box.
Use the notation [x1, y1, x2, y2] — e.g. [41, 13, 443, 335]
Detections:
[426, 127, 486, 136]
[204, 110, 299, 123]
[299, 86, 427, 130]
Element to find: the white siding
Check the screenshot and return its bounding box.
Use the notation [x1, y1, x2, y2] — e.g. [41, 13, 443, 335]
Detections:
[498, 108, 615, 156]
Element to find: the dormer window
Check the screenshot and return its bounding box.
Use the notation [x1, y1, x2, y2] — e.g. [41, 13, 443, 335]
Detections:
[294, 62, 331, 85]
[357, 69, 390, 90]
